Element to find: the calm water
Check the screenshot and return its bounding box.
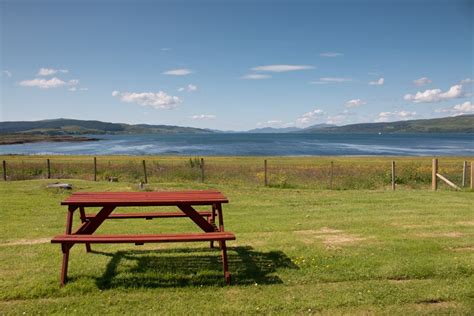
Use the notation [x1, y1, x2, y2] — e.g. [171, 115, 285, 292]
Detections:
[0, 133, 473, 156]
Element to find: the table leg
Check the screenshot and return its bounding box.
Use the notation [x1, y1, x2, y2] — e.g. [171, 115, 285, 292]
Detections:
[210, 204, 217, 248]
[79, 207, 92, 253]
[220, 240, 231, 285]
[60, 243, 70, 286]
[216, 203, 224, 232]
[60, 206, 76, 286]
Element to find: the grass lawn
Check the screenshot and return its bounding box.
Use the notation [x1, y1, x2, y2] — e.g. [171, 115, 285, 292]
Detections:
[0, 179, 473, 315]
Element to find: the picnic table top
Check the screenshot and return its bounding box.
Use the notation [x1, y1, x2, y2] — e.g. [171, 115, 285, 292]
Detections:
[61, 190, 229, 206]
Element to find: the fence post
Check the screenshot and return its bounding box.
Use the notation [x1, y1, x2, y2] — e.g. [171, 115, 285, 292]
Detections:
[432, 158, 438, 191]
[47, 158, 51, 179]
[462, 161, 467, 187]
[2, 160, 6, 181]
[200, 158, 205, 183]
[329, 161, 334, 189]
[264, 159, 268, 186]
[471, 161, 474, 190]
[142, 160, 148, 184]
[93, 157, 97, 181]
[391, 161, 396, 191]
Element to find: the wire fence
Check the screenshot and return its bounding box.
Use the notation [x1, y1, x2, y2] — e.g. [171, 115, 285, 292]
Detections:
[1, 156, 472, 190]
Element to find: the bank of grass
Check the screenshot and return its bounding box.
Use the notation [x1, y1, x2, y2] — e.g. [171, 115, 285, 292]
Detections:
[0, 178, 473, 315]
[1, 155, 472, 190]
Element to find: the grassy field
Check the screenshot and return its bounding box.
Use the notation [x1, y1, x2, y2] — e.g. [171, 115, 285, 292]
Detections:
[1, 155, 472, 190]
[0, 174, 473, 314]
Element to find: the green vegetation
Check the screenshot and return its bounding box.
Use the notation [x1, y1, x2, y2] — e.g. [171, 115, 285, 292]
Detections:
[0, 177, 473, 314]
[0, 118, 213, 136]
[0, 134, 99, 145]
[2, 155, 472, 190]
[303, 114, 474, 133]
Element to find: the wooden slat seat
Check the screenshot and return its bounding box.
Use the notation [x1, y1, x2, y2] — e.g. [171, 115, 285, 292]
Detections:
[84, 211, 213, 220]
[51, 232, 236, 244]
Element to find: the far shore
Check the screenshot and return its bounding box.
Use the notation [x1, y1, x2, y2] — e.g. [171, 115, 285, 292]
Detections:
[0, 134, 100, 145]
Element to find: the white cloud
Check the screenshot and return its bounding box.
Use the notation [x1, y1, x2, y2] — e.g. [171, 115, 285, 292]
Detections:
[460, 78, 473, 84]
[68, 79, 79, 86]
[178, 84, 198, 92]
[163, 68, 193, 76]
[191, 114, 216, 120]
[345, 99, 367, 108]
[296, 109, 325, 125]
[369, 77, 384, 86]
[161, 47, 172, 51]
[37, 68, 57, 76]
[80, 87, 88, 91]
[37, 68, 68, 76]
[3, 70, 12, 78]
[310, 77, 352, 84]
[404, 84, 464, 103]
[19, 77, 67, 89]
[320, 52, 343, 57]
[241, 74, 272, 80]
[68, 87, 77, 92]
[413, 77, 432, 86]
[112, 90, 181, 109]
[251, 64, 314, 72]
[376, 110, 416, 122]
[435, 101, 474, 115]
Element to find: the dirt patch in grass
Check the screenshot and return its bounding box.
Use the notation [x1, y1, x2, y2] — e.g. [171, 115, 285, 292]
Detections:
[457, 221, 474, 226]
[449, 246, 474, 252]
[416, 232, 464, 238]
[414, 299, 460, 310]
[0, 238, 51, 247]
[294, 228, 367, 247]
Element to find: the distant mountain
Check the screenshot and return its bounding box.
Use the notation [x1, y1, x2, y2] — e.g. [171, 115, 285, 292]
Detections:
[246, 127, 302, 133]
[300, 115, 474, 134]
[0, 118, 214, 135]
[302, 123, 336, 131]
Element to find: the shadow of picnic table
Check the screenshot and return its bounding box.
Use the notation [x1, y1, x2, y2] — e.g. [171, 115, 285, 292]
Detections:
[92, 246, 298, 289]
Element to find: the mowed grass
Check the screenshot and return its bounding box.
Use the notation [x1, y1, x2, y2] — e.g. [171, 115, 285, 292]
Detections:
[0, 178, 473, 315]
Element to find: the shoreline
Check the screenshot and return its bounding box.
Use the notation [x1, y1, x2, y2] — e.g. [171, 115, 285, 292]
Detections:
[0, 134, 100, 145]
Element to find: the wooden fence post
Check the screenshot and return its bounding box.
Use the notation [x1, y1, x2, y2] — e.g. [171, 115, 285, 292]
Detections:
[47, 158, 51, 179]
[329, 161, 334, 189]
[2, 160, 6, 181]
[142, 160, 148, 184]
[264, 159, 268, 186]
[462, 161, 467, 187]
[432, 158, 438, 191]
[93, 157, 97, 181]
[471, 161, 474, 190]
[200, 158, 205, 183]
[391, 160, 396, 191]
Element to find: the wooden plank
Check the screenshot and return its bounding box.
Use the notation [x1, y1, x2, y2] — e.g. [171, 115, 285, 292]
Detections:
[432, 158, 438, 191]
[51, 232, 236, 243]
[471, 161, 474, 190]
[74, 206, 116, 235]
[93, 157, 97, 181]
[178, 204, 216, 232]
[436, 173, 461, 190]
[462, 161, 467, 187]
[47, 159, 51, 179]
[84, 211, 212, 219]
[142, 160, 147, 184]
[61, 190, 229, 206]
[200, 158, 205, 183]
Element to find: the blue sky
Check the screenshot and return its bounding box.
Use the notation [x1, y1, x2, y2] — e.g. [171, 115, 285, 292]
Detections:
[1, 0, 472, 130]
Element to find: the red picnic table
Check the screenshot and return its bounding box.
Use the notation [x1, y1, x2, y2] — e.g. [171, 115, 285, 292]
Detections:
[51, 190, 236, 286]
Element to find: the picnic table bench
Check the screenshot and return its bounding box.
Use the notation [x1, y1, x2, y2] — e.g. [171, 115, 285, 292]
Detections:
[51, 190, 235, 286]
